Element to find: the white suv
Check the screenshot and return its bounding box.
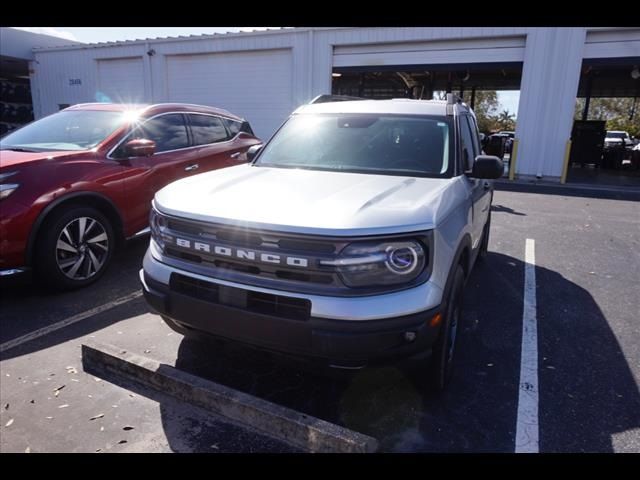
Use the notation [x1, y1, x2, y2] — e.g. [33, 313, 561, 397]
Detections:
[140, 94, 503, 390]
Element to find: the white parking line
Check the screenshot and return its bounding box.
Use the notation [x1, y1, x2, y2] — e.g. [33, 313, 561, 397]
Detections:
[0, 291, 143, 354]
[515, 238, 539, 453]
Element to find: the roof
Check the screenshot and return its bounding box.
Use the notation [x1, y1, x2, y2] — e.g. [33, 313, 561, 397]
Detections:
[31, 27, 343, 52]
[64, 102, 241, 120]
[294, 98, 457, 116]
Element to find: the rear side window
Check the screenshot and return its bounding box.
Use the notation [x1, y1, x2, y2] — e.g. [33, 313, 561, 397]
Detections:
[188, 114, 229, 145]
[128, 113, 189, 154]
[225, 118, 254, 137]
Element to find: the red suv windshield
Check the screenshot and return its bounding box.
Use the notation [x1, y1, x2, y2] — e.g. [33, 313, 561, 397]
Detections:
[0, 110, 127, 152]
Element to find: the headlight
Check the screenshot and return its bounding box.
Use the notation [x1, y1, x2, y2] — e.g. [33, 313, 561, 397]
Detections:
[149, 207, 171, 250]
[321, 239, 427, 287]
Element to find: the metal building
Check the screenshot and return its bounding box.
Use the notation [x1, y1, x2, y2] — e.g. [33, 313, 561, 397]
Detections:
[19, 27, 640, 182]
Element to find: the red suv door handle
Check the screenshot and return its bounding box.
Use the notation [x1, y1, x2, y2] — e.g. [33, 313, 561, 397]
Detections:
[184, 164, 199, 172]
[230, 152, 241, 159]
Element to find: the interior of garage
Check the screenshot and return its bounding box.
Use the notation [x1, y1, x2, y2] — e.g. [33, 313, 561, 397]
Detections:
[332, 63, 522, 177]
[0, 55, 34, 136]
[567, 58, 640, 187]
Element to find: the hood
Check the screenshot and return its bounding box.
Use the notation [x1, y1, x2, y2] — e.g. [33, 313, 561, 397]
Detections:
[0, 150, 89, 169]
[155, 164, 457, 236]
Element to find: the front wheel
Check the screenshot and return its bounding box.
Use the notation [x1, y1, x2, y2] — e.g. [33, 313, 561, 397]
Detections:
[35, 206, 115, 290]
[427, 265, 465, 392]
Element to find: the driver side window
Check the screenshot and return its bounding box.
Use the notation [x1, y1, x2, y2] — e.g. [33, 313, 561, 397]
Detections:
[459, 116, 476, 173]
[114, 113, 189, 158]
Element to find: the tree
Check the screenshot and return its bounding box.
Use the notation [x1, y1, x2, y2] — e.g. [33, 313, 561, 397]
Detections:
[495, 109, 516, 131]
[574, 97, 640, 137]
[472, 91, 500, 133]
[430, 89, 513, 134]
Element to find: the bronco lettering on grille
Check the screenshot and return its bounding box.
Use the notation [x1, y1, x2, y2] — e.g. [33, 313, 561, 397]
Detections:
[173, 238, 309, 268]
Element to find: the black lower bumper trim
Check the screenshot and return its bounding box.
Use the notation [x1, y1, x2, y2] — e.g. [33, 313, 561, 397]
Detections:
[141, 272, 441, 366]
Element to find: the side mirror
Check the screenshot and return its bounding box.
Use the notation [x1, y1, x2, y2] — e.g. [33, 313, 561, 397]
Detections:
[246, 144, 263, 161]
[470, 155, 504, 179]
[124, 138, 156, 157]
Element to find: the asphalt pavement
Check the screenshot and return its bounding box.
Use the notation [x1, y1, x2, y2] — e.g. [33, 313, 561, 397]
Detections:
[1, 189, 639, 452]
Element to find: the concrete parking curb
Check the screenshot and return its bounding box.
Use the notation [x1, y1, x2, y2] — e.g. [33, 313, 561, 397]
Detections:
[81, 341, 379, 453]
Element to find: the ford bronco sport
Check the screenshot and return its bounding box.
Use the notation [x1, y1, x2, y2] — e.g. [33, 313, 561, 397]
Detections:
[140, 94, 503, 390]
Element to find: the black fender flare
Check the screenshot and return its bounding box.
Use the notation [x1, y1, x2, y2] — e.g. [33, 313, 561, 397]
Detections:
[440, 233, 473, 311]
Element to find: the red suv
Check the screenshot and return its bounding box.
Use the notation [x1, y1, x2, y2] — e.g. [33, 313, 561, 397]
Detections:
[0, 103, 261, 289]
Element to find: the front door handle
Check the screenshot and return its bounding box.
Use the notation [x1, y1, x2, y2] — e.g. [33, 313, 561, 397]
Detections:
[230, 152, 241, 159]
[184, 164, 199, 172]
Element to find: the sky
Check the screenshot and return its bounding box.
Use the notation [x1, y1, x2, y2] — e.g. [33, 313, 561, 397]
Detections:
[12, 27, 520, 115]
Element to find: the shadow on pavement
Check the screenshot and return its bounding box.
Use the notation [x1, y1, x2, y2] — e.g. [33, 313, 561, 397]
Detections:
[491, 204, 526, 216]
[157, 251, 639, 452]
[0, 238, 149, 361]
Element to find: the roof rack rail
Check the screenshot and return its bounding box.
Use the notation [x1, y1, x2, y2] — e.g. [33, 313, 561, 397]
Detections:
[446, 93, 463, 105]
[309, 94, 367, 104]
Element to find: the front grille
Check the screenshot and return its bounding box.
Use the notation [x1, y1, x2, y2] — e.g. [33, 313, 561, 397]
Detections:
[162, 217, 345, 291]
[171, 273, 311, 321]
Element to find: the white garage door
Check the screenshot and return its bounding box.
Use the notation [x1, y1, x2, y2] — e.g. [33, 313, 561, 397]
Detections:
[333, 37, 526, 67]
[97, 57, 145, 103]
[166, 49, 292, 140]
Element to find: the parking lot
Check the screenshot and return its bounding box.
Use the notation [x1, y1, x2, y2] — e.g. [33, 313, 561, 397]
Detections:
[1, 188, 639, 453]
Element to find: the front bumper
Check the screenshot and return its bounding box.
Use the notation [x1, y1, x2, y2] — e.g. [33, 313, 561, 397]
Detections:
[141, 252, 444, 367]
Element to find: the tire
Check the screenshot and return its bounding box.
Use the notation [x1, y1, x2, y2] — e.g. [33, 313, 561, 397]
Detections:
[428, 265, 465, 392]
[35, 206, 115, 290]
[478, 212, 491, 261]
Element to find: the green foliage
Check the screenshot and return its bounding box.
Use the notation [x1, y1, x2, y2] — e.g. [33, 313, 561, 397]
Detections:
[471, 91, 516, 133]
[574, 97, 640, 137]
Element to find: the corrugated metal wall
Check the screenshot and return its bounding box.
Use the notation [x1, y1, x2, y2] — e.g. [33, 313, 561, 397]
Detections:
[31, 27, 640, 181]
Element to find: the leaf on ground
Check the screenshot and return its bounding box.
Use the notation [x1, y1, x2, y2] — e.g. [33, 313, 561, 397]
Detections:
[5, 418, 14, 427]
[25, 447, 31, 453]
[71, 379, 79, 382]
[100, 426, 104, 432]
[89, 413, 104, 421]
[118, 440, 128, 445]
[66, 367, 78, 374]
[93, 377, 102, 382]
[53, 385, 65, 397]
[3, 403, 8, 410]
[30, 400, 35, 404]
[45, 416, 53, 420]
[95, 448, 102, 452]
[58, 404, 69, 409]
[122, 426, 134, 431]
[144, 350, 151, 354]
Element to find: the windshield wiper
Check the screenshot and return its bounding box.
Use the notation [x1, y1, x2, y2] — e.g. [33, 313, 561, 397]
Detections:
[0, 147, 38, 152]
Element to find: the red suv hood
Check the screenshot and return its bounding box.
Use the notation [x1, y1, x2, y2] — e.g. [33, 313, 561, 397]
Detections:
[0, 150, 90, 169]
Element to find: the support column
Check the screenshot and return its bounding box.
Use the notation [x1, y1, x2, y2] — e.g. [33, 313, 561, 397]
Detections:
[582, 73, 593, 121]
[514, 28, 587, 180]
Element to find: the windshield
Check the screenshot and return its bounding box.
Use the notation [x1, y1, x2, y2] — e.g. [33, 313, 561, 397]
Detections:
[606, 132, 627, 139]
[255, 114, 453, 177]
[0, 110, 127, 152]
